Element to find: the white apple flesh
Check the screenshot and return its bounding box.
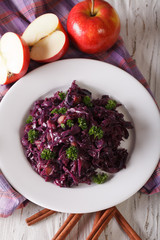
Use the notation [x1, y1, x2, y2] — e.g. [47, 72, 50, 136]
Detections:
[22, 13, 59, 46]
[30, 30, 67, 62]
[22, 13, 69, 62]
[0, 32, 30, 85]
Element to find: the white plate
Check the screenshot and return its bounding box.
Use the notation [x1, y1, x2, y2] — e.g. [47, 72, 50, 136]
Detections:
[0, 59, 160, 213]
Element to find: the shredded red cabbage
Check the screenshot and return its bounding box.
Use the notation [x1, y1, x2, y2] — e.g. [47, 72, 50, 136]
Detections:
[21, 81, 133, 187]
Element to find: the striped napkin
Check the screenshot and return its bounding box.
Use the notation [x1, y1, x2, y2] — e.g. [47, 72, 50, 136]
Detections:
[0, 0, 159, 218]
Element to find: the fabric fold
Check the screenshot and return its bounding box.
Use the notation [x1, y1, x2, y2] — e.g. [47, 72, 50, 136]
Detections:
[0, 171, 27, 217]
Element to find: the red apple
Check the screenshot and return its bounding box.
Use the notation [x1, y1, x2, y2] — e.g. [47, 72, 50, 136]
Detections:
[67, 0, 120, 54]
[22, 13, 69, 63]
[0, 32, 30, 85]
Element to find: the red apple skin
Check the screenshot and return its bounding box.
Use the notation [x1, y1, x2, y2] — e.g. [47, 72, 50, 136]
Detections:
[3, 35, 30, 85]
[46, 20, 69, 62]
[67, 0, 120, 54]
[31, 20, 69, 63]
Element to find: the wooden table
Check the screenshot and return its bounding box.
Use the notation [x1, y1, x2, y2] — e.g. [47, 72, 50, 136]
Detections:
[0, 1, 160, 239]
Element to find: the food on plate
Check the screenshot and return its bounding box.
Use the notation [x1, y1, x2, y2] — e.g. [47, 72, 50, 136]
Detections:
[22, 13, 69, 62]
[0, 32, 30, 85]
[67, 0, 120, 54]
[21, 81, 133, 187]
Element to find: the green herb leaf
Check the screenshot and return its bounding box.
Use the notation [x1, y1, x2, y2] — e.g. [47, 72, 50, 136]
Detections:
[58, 91, 66, 100]
[66, 146, 78, 161]
[83, 95, 92, 107]
[58, 107, 67, 114]
[78, 117, 87, 130]
[41, 148, 55, 160]
[61, 123, 65, 129]
[28, 129, 39, 144]
[51, 107, 67, 115]
[51, 108, 59, 114]
[93, 173, 108, 184]
[66, 119, 74, 128]
[105, 99, 117, 110]
[89, 125, 104, 139]
[26, 115, 33, 124]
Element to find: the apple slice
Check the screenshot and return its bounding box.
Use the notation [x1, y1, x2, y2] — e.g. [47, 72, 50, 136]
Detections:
[0, 32, 30, 85]
[30, 30, 68, 62]
[22, 13, 69, 62]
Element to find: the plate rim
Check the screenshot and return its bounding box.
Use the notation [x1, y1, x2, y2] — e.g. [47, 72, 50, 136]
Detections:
[0, 58, 160, 213]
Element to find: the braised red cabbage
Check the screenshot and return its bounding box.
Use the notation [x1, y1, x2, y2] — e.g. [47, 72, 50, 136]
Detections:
[21, 81, 133, 187]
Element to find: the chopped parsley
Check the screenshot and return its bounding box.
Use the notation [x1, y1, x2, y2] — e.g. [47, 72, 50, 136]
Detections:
[66, 146, 78, 161]
[28, 129, 38, 144]
[41, 148, 55, 160]
[89, 125, 104, 139]
[61, 123, 65, 129]
[58, 91, 66, 100]
[58, 107, 67, 114]
[51, 107, 67, 115]
[51, 108, 59, 114]
[83, 95, 92, 107]
[105, 99, 117, 110]
[26, 115, 33, 124]
[78, 117, 87, 130]
[93, 173, 108, 184]
[67, 119, 74, 128]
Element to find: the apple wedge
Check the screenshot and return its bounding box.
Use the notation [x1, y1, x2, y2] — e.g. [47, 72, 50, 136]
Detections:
[0, 32, 30, 85]
[22, 13, 69, 62]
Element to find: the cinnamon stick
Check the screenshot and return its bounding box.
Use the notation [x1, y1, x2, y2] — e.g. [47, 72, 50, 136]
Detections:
[86, 207, 116, 240]
[115, 208, 142, 240]
[52, 213, 83, 240]
[92, 210, 104, 228]
[26, 208, 56, 226]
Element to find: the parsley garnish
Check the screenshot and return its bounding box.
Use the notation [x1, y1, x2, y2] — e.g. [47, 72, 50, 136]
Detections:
[93, 173, 108, 184]
[105, 99, 117, 110]
[78, 117, 87, 130]
[58, 107, 67, 114]
[51, 108, 59, 114]
[83, 95, 92, 107]
[89, 125, 104, 139]
[41, 148, 55, 160]
[66, 146, 78, 161]
[51, 107, 67, 115]
[26, 115, 33, 124]
[61, 123, 65, 129]
[28, 129, 38, 144]
[58, 91, 66, 100]
[66, 119, 74, 128]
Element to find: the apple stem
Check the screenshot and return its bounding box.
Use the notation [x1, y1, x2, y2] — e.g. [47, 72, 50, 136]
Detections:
[91, 0, 95, 16]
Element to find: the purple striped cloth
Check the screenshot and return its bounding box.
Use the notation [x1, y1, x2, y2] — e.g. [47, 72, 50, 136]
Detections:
[0, 0, 159, 218]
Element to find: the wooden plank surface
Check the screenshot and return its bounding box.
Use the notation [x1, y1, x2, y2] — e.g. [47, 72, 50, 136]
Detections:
[0, 1, 160, 239]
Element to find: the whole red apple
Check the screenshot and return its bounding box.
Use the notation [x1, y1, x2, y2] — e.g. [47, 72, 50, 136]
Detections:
[67, 0, 120, 54]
